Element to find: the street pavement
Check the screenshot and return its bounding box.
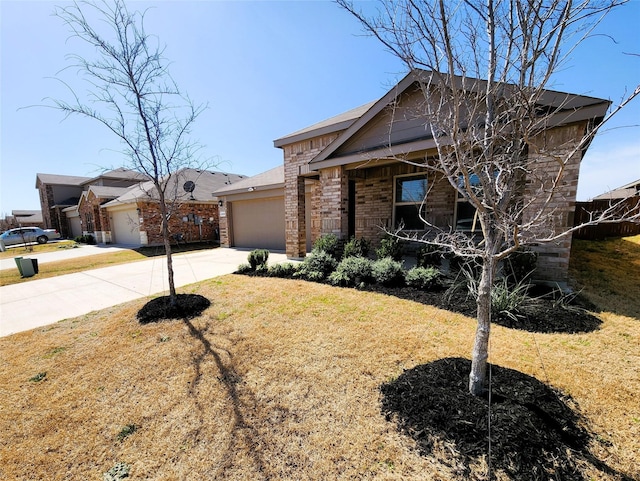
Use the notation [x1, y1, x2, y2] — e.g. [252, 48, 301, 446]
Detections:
[0, 246, 290, 337]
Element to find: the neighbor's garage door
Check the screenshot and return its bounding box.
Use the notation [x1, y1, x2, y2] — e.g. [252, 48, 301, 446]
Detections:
[111, 209, 141, 245]
[231, 197, 285, 250]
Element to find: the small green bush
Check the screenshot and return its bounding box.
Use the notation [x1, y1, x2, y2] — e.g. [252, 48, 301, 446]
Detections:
[313, 234, 341, 259]
[74, 234, 96, 245]
[328, 256, 374, 287]
[416, 244, 442, 267]
[372, 257, 405, 287]
[247, 249, 269, 270]
[405, 266, 443, 290]
[342, 236, 371, 259]
[236, 263, 253, 274]
[376, 236, 403, 261]
[293, 250, 338, 282]
[268, 262, 298, 278]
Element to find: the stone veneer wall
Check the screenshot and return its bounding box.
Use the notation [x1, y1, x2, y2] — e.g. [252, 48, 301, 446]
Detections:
[523, 122, 587, 284]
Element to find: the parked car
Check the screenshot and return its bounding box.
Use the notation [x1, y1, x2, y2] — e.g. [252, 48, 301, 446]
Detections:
[0, 227, 61, 246]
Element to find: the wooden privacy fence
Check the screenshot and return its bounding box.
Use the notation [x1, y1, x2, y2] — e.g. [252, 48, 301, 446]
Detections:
[573, 197, 640, 240]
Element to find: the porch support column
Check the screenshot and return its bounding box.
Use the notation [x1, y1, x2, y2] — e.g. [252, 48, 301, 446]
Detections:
[319, 166, 349, 239]
[285, 175, 306, 258]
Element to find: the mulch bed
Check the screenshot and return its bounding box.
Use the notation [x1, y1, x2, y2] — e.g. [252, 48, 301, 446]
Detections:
[137, 293, 211, 324]
[380, 357, 612, 481]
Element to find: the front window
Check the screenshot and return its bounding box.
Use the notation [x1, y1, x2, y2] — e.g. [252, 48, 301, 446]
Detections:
[455, 174, 481, 232]
[394, 174, 427, 230]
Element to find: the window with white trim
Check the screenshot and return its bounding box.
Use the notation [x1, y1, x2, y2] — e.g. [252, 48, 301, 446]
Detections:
[393, 174, 427, 230]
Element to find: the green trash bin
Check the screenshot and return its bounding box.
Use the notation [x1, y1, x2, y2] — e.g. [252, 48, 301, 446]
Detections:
[14, 257, 23, 276]
[18, 258, 36, 278]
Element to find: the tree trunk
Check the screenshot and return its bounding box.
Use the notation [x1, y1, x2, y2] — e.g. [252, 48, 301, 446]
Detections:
[469, 255, 496, 396]
[158, 191, 177, 306]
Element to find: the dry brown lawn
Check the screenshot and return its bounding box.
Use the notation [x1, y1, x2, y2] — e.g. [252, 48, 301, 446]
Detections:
[0, 238, 638, 480]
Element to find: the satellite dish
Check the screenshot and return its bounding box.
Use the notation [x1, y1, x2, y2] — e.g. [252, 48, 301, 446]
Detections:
[183, 181, 196, 193]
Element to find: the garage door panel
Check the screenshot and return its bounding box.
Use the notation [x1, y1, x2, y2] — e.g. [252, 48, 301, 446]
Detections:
[111, 209, 141, 245]
[232, 197, 284, 250]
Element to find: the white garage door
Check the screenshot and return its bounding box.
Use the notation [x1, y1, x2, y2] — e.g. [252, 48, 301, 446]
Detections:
[232, 197, 285, 250]
[111, 209, 141, 245]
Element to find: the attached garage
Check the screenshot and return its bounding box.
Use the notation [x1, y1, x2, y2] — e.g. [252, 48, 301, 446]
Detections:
[110, 208, 141, 245]
[214, 165, 287, 252]
[230, 196, 285, 250]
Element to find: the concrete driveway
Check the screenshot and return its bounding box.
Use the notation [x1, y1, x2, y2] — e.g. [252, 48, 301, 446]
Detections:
[0, 247, 290, 337]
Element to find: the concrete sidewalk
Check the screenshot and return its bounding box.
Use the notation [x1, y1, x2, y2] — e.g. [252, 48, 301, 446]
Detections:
[0, 243, 132, 271]
[0, 247, 289, 337]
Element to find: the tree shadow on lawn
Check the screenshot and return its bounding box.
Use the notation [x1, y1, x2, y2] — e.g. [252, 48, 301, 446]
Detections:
[136, 294, 268, 478]
[381, 357, 634, 481]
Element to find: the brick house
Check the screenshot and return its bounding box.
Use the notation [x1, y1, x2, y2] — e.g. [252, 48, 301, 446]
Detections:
[216, 70, 610, 283]
[100, 168, 246, 246]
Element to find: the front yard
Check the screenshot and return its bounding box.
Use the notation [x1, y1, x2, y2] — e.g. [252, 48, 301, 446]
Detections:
[0, 237, 638, 480]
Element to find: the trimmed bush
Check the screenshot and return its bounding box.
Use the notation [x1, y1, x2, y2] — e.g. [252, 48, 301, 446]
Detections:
[236, 263, 253, 274]
[342, 237, 371, 259]
[406, 266, 443, 290]
[268, 262, 298, 278]
[376, 236, 403, 261]
[74, 234, 96, 245]
[328, 256, 374, 287]
[248, 249, 269, 270]
[293, 250, 338, 282]
[372, 257, 405, 287]
[313, 234, 341, 260]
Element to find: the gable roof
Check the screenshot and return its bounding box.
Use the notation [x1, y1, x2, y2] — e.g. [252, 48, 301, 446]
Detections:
[273, 101, 376, 148]
[80, 168, 148, 186]
[36, 173, 91, 188]
[102, 168, 247, 208]
[274, 69, 611, 172]
[213, 165, 284, 196]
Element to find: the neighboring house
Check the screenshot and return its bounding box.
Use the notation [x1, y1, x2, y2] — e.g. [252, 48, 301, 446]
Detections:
[217, 70, 610, 284]
[36, 168, 145, 238]
[100, 168, 246, 246]
[11, 210, 43, 228]
[574, 178, 640, 240]
[591, 178, 640, 201]
[36, 173, 91, 237]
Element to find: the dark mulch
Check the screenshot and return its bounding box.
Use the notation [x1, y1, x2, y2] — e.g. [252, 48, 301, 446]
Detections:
[365, 284, 602, 334]
[137, 294, 211, 324]
[381, 357, 629, 481]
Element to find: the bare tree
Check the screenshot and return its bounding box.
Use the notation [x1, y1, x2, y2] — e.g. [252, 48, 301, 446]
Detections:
[337, 0, 640, 395]
[50, 0, 206, 306]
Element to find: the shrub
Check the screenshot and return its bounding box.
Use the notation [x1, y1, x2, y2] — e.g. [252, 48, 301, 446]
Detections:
[328, 256, 374, 287]
[405, 266, 443, 290]
[491, 277, 535, 321]
[342, 236, 371, 259]
[313, 234, 341, 259]
[293, 250, 338, 282]
[236, 263, 253, 274]
[372, 257, 405, 287]
[376, 236, 403, 261]
[74, 234, 96, 245]
[416, 244, 442, 267]
[247, 249, 269, 270]
[268, 262, 298, 278]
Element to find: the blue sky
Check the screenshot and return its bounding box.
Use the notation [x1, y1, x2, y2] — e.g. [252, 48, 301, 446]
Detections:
[1, 0, 639, 213]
